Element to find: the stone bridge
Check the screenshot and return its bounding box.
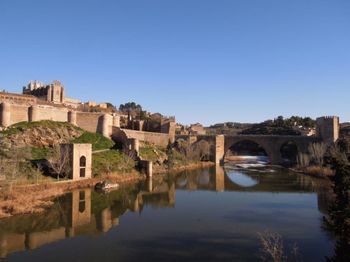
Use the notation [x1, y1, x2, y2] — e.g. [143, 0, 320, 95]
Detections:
[176, 134, 322, 165]
[176, 116, 340, 165]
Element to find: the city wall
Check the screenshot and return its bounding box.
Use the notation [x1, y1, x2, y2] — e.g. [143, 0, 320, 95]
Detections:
[1, 98, 174, 149]
[120, 128, 171, 148]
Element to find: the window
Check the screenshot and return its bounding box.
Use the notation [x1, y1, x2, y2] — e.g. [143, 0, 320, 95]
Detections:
[80, 156, 86, 177]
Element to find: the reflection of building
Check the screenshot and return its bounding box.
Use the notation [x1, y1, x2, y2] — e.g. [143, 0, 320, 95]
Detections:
[0, 233, 25, 258]
[70, 189, 92, 228]
[215, 165, 225, 192]
[133, 180, 176, 211]
[26, 228, 66, 250]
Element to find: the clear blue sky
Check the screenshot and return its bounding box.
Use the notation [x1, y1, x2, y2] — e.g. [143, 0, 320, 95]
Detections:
[1, 0, 349, 125]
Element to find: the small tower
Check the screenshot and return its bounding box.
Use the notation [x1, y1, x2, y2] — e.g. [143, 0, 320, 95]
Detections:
[61, 144, 92, 180]
[316, 116, 340, 145]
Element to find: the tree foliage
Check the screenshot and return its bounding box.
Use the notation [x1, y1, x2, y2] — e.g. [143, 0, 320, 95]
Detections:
[119, 102, 142, 113]
[323, 143, 350, 261]
[241, 116, 316, 136]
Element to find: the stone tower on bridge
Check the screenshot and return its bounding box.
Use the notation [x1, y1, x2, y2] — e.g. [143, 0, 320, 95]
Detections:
[316, 116, 340, 145]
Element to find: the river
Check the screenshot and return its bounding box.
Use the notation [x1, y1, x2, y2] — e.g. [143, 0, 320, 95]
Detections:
[0, 165, 335, 261]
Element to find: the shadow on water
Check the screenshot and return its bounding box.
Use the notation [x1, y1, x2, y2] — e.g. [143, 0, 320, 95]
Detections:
[0, 165, 336, 261]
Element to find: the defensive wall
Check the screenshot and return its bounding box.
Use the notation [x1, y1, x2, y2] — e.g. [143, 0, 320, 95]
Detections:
[0, 93, 175, 148]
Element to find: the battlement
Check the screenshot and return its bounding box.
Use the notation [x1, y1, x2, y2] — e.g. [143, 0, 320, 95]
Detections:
[317, 116, 339, 120]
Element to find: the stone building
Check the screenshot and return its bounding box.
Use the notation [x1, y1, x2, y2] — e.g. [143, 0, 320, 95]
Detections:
[189, 123, 206, 135]
[22, 80, 81, 107]
[1, 80, 176, 147]
[61, 144, 92, 180]
[316, 116, 340, 145]
[23, 80, 65, 104]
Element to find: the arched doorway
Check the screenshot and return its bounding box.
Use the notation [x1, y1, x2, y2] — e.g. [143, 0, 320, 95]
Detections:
[225, 140, 269, 163]
[280, 141, 298, 167]
[80, 156, 86, 178]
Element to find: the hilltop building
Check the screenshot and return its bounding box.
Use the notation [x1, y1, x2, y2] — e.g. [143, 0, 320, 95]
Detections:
[1, 80, 176, 147]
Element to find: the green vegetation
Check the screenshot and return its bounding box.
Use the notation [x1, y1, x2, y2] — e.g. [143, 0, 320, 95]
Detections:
[71, 132, 115, 151]
[241, 116, 316, 136]
[323, 143, 350, 261]
[31, 147, 53, 160]
[0, 120, 82, 137]
[119, 102, 147, 120]
[92, 150, 136, 177]
[139, 143, 167, 163]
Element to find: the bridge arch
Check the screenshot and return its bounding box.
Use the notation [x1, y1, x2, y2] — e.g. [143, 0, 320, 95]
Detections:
[111, 127, 129, 150]
[279, 140, 299, 166]
[224, 137, 273, 163]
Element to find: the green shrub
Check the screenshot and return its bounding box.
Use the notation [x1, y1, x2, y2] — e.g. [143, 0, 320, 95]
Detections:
[71, 132, 115, 151]
[92, 150, 136, 177]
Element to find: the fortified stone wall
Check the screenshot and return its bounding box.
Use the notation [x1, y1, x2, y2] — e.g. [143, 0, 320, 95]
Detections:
[0, 92, 37, 106]
[75, 112, 105, 133]
[0, 102, 70, 127]
[121, 128, 171, 147]
[31, 105, 68, 122]
[8, 104, 28, 125]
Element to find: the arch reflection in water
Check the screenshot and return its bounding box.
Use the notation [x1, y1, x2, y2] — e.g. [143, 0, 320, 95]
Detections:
[225, 169, 259, 188]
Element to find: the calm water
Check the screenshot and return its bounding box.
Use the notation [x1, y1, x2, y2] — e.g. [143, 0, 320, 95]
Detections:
[0, 165, 335, 261]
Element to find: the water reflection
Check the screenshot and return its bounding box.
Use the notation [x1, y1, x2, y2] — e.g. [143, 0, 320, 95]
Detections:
[0, 166, 335, 261]
[226, 171, 259, 187]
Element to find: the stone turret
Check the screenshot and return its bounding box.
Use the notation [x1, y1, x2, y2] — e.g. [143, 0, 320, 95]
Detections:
[0, 102, 11, 127]
[28, 105, 39, 122]
[101, 114, 112, 138]
[68, 111, 77, 126]
[316, 116, 340, 145]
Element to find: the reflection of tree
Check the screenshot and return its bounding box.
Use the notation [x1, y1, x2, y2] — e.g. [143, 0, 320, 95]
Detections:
[323, 154, 350, 261]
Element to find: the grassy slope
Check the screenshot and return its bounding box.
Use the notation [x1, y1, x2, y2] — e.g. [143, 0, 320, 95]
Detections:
[1, 120, 82, 137]
[92, 150, 136, 177]
[71, 132, 115, 151]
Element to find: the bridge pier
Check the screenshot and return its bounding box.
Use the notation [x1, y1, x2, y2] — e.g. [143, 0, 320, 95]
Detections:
[215, 135, 225, 164]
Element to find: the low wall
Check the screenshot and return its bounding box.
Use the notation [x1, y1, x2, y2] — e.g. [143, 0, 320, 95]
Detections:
[121, 128, 170, 147]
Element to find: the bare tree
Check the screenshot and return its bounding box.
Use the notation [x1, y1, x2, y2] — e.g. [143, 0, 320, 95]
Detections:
[258, 230, 286, 262]
[258, 230, 302, 262]
[297, 152, 310, 168]
[308, 142, 327, 166]
[0, 147, 32, 191]
[48, 145, 71, 180]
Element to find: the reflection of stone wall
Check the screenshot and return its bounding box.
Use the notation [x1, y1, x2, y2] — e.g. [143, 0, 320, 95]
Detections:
[0, 233, 26, 259]
[98, 208, 113, 233]
[26, 227, 66, 250]
[215, 165, 225, 192]
[70, 189, 92, 227]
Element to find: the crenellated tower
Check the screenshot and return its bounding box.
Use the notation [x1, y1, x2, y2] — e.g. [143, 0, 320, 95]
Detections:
[316, 116, 340, 145]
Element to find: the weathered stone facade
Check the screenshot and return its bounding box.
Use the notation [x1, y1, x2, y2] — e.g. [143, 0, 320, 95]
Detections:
[316, 116, 340, 145]
[61, 144, 92, 180]
[1, 82, 176, 148]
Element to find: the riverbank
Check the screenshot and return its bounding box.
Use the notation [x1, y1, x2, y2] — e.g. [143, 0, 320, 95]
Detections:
[154, 161, 215, 174]
[291, 165, 334, 178]
[0, 161, 216, 219]
[0, 171, 144, 219]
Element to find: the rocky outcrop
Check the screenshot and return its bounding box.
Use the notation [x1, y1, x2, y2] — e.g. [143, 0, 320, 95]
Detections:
[0, 123, 83, 149]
